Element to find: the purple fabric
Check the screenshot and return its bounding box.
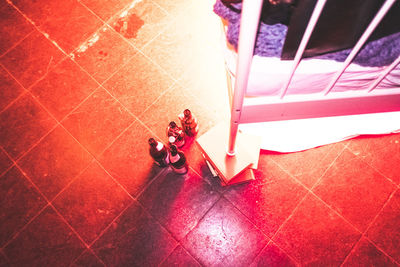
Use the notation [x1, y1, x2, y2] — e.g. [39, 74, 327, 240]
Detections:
[213, 0, 400, 67]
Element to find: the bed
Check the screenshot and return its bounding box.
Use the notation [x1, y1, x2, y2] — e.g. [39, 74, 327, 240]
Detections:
[196, 0, 400, 185]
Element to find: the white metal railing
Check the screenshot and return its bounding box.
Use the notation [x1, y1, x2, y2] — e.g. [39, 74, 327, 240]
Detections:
[279, 0, 328, 99]
[227, 0, 399, 156]
[322, 0, 397, 95]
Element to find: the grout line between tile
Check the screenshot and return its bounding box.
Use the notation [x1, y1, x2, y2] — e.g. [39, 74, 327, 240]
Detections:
[69, 246, 107, 267]
[347, 187, 400, 266]
[5, 0, 69, 57]
[1, 201, 50, 250]
[48, 203, 90, 249]
[0, 28, 35, 59]
[86, 199, 136, 248]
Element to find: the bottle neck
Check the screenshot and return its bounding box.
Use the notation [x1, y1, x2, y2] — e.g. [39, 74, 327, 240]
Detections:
[156, 142, 163, 151]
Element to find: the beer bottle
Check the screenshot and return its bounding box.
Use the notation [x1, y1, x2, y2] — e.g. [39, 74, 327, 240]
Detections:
[169, 144, 189, 174]
[178, 109, 199, 137]
[148, 138, 169, 167]
[166, 121, 185, 147]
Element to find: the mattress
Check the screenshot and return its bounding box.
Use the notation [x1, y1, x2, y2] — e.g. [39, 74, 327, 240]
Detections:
[214, 1, 400, 152]
[215, 0, 400, 96]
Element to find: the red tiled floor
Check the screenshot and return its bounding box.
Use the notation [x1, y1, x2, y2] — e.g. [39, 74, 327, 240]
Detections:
[11, 0, 103, 53]
[0, 166, 47, 248]
[0, 148, 13, 177]
[342, 237, 399, 266]
[366, 189, 400, 263]
[138, 169, 221, 240]
[91, 201, 177, 266]
[268, 142, 346, 189]
[108, 0, 170, 50]
[0, 65, 25, 113]
[223, 157, 308, 239]
[52, 161, 133, 244]
[348, 134, 400, 185]
[313, 148, 397, 232]
[0, 93, 57, 160]
[160, 245, 201, 267]
[3, 206, 86, 266]
[71, 24, 138, 84]
[71, 249, 105, 267]
[102, 51, 174, 117]
[1, 0, 400, 266]
[182, 197, 269, 266]
[29, 57, 99, 121]
[0, 1, 34, 56]
[79, 0, 133, 22]
[272, 193, 361, 266]
[17, 125, 94, 201]
[250, 242, 298, 267]
[98, 120, 168, 197]
[0, 251, 9, 266]
[61, 87, 135, 157]
[0, 31, 65, 89]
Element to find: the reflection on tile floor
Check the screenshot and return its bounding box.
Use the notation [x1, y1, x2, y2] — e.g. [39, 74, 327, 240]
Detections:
[0, 0, 400, 266]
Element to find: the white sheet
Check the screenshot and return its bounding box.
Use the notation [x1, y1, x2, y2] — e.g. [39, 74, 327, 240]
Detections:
[239, 112, 400, 152]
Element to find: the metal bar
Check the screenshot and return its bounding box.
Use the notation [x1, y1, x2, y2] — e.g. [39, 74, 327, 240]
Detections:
[279, 0, 328, 99]
[367, 55, 400, 92]
[323, 0, 397, 95]
[227, 0, 263, 156]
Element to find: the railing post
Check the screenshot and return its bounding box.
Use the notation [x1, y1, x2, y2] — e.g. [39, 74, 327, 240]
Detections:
[227, 0, 264, 155]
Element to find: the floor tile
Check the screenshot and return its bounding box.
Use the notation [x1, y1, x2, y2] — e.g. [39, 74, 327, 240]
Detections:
[79, 0, 133, 22]
[17, 125, 94, 201]
[11, 0, 103, 53]
[313, 148, 396, 232]
[272, 193, 361, 266]
[141, 0, 220, 82]
[342, 237, 399, 267]
[181, 197, 269, 266]
[138, 169, 221, 240]
[102, 51, 174, 117]
[0, 148, 13, 177]
[150, 0, 195, 17]
[3, 206, 85, 266]
[0, 1, 34, 56]
[52, 161, 133, 244]
[61, 87, 135, 157]
[160, 245, 201, 267]
[0, 65, 24, 113]
[268, 142, 345, 189]
[223, 157, 308, 239]
[71, 249, 105, 267]
[91, 201, 177, 267]
[109, 0, 170, 50]
[0, 93, 57, 160]
[0, 31, 65, 89]
[72, 24, 138, 84]
[29, 57, 99, 121]
[0, 166, 47, 248]
[250, 242, 298, 267]
[348, 134, 400, 185]
[367, 189, 400, 263]
[0, 251, 9, 266]
[98, 121, 166, 197]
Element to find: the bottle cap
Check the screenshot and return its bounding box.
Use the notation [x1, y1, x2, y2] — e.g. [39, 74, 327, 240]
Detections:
[168, 136, 176, 143]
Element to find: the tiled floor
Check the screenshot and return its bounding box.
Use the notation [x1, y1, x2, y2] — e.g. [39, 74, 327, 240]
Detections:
[1, 0, 400, 266]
